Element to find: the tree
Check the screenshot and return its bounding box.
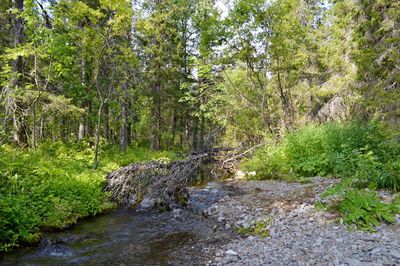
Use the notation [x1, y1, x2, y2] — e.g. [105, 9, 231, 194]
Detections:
[352, 0, 400, 121]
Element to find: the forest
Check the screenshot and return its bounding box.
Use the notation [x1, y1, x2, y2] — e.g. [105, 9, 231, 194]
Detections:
[0, 0, 399, 261]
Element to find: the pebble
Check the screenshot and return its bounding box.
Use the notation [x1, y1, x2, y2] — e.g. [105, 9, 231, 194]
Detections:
[203, 178, 400, 265]
[225, 249, 238, 256]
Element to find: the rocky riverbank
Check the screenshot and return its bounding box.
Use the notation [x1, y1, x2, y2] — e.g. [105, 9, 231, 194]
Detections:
[2, 176, 399, 265]
[198, 178, 400, 265]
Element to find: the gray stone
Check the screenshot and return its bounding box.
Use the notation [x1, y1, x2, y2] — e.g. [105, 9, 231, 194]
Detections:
[225, 249, 238, 256]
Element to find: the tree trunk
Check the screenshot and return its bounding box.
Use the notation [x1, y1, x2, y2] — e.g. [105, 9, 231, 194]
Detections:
[120, 90, 128, 152]
[104, 103, 109, 141]
[84, 101, 92, 138]
[192, 116, 198, 151]
[171, 108, 177, 147]
[127, 121, 132, 146]
[179, 115, 183, 149]
[78, 121, 85, 140]
[60, 117, 67, 141]
[39, 114, 44, 140]
[199, 114, 205, 151]
[11, 0, 27, 147]
[94, 102, 104, 169]
[150, 82, 161, 150]
[32, 103, 36, 148]
[192, 101, 200, 151]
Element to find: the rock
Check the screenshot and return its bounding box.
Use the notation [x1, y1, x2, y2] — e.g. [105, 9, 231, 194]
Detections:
[370, 247, 381, 255]
[140, 197, 156, 208]
[204, 178, 400, 266]
[234, 170, 246, 180]
[172, 208, 182, 219]
[247, 171, 256, 177]
[390, 250, 400, 259]
[225, 249, 238, 256]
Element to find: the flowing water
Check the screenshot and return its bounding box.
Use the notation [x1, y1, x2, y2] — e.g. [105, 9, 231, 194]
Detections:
[0, 179, 238, 266]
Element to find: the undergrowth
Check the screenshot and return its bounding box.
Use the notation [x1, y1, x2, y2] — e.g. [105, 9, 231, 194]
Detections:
[0, 141, 177, 252]
[243, 121, 400, 230]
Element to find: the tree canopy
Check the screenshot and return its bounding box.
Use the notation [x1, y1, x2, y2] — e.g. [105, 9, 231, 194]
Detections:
[1, 0, 398, 156]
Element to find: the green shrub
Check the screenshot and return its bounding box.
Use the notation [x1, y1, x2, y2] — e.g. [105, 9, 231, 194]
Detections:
[0, 141, 177, 251]
[243, 121, 400, 191]
[243, 121, 400, 230]
[336, 189, 395, 231]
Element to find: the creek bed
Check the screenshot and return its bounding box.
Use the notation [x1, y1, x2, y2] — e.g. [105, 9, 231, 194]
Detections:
[0, 181, 237, 265]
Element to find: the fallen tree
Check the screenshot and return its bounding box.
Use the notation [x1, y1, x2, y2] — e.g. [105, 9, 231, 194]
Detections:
[105, 154, 208, 208]
[105, 145, 266, 209]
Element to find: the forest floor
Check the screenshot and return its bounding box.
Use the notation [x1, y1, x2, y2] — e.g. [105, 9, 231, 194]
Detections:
[199, 178, 400, 265]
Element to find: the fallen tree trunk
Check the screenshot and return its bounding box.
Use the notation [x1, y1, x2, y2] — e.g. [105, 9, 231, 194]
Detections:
[221, 142, 269, 172]
[105, 154, 208, 208]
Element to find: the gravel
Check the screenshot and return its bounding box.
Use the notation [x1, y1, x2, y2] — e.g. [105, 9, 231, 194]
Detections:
[201, 177, 400, 265]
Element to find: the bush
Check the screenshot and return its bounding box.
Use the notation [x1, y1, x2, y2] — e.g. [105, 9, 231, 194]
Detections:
[0, 141, 177, 252]
[243, 121, 400, 230]
[243, 121, 400, 191]
[336, 189, 395, 231]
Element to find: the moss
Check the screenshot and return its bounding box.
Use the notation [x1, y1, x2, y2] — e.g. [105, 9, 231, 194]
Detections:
[236, 219, 271, 238]
[22, 233, 42, 246]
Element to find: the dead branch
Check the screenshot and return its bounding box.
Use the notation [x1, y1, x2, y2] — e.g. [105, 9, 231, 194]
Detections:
[105, 154, 208, 207]
[221, 142, 269, 170]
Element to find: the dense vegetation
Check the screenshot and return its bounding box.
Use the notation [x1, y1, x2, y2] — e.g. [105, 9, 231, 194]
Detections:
[0, 142, 175, 251]
[243, 121, 400, 230]
[0, 0, 399, 251]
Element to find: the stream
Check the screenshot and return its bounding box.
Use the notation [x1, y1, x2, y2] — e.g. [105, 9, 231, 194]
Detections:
[0, 179, 239, 266]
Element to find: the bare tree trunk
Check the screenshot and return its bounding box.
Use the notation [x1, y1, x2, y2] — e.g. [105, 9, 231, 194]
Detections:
[60, 117, 67, 141]
[192, 116, 198, 151]
[86, 101, 92, 137]
[171, 108, 177, 146]
[151, 83, 161, 150]
[104, 103, 109, 141]
[39, 114, 44, 140]
[192, 101, 200, 151]
[32, 103, 36, 148]
[199, 114, 205, 151]
[179, 115, 183, 149]
[78, 121, 85, 140]
[120, 85, 128, 151]
[127, 121, 132, 146]
[185, 116, 190, 147]
[10, 0, 27, 147]
[94, 102, 104, 169]
[277, 70, 291, 131]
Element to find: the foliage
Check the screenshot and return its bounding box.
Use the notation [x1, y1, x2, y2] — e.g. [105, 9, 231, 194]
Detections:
[326, 187, 396, 231]
[352, 0, 400, 114]
[243, 121, 400, 191]
[0, 0, 399, 252]
[0, 142, 176, 251]
[321, 176, 400, 231]
[244, 121, 400, 230]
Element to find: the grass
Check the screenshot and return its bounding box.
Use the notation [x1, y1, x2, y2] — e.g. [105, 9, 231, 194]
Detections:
[0, 141, 177, 252]
[242, 121, 400, 230]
